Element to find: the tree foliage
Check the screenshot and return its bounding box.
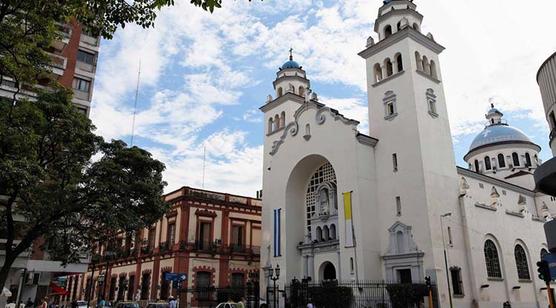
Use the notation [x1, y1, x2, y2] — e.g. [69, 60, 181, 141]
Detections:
[0, 90, 168, 286]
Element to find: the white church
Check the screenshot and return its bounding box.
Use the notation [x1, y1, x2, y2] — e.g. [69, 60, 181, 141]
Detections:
[259, 1, 556, 307]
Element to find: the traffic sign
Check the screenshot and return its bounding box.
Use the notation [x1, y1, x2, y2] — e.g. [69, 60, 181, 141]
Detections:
[163, 272, 187, 282]
[542, 252, 556, 280]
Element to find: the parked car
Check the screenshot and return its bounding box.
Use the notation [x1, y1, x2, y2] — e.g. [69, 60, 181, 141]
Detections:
[76, 301, 89, 308]
[145, 303, 169, 308]
[113, 302, 140, 308]
[215, 303, 240, 308]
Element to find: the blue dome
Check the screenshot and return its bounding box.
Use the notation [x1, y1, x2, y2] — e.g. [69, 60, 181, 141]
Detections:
[468, 124, 532, 152]
[281, 60, 300, 69]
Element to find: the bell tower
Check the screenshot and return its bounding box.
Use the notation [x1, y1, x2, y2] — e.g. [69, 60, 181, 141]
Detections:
[359, 0, 459, 303]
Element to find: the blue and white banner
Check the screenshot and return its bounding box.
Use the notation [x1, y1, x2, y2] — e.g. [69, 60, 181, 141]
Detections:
[273, 208, 281, 257]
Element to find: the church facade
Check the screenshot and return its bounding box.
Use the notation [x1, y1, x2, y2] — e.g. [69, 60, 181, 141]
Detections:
[259, 1, 556, 307]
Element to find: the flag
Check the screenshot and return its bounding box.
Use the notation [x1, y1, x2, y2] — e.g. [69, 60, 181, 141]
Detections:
[273, 208, 281, 257]
[343, 192, 355, 247]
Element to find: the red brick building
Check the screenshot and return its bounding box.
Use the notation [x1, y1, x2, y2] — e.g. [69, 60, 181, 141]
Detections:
[63, 186, 262, 307]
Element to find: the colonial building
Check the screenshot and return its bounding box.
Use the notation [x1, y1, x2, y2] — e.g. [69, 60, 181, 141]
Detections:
[63, 186, 261, 307]
[260, 1, 556, 307]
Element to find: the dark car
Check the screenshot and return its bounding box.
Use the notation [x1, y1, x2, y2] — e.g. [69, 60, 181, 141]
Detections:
[145, 303, 169, 308]
[114, 302, 140, 308]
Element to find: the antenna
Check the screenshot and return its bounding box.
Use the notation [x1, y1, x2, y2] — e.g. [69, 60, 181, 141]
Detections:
[130, 59, 141, 146]
[202, 145, 206, 188]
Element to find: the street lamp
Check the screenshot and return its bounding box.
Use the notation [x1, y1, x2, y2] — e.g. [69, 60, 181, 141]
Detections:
[440, 212, 453, 308]
[267, 265, 280, 308]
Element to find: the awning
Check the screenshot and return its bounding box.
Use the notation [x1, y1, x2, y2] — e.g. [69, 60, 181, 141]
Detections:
[49, 283, 69, 296]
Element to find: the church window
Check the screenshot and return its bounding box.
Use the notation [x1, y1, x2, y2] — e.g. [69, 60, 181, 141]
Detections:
[525, 153, 532, 167]
[387, 102, 395, 116]
[316, 227, 323, 241]
[450, 267, 464, 296]
[534, 154, 538, 165]
[396, 231, 405, 253]
[415, 52, 423, 71]
[497, 154, 506, 168]
[396, 21, 402, 31]
[396, 196, 402, 216]
[318, 188, 330, 216]
[323, 226, 330, 241]
[350, 258, 354, 274]
[413, 23, 420, 32]
[484, 239, 502, 279]
[374, 63, 383, 82]
[514, 244, 530, 280]
[422, 56, 430, 75]
[306, 163, 337, 238]
[299, 86, 305, 97]
[392, 153, 398, 172]
[484, 156, 491, 170]
[512, 152, 520, 166]
[430, 60, 438, 79]
[277, 87, 283, 97]
[395, 53, 403, 72]
[330, 224, 336, 240]
[274, 114, 280, 129]
[268, 118, 274, 134]
[447, 226, 453, 246]
[541, 248, 549, 259]
[385, 58, 393, 77]
[426, 88, 437, 116]
[280, 111, 286, 128]
[474, 160, 480, 172]
[384, 25, 392, 38]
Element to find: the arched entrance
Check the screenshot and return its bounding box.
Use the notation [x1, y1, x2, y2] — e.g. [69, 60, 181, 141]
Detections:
[321, 262, 336, 281]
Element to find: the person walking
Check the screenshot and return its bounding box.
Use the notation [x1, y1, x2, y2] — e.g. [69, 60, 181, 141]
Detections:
[237, 297, 246, 308]
[168, 297, 176, 308]
[39, 298, 48, 308]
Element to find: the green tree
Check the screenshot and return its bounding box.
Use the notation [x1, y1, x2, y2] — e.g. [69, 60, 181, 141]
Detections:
[0, 89, 168, 287]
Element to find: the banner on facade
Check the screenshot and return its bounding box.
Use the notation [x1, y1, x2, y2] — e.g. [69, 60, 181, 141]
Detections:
[343, 192, 355, 247]
[274, 208, 281, 257]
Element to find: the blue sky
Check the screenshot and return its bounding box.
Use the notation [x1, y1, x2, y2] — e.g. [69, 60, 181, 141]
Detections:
[89, 0, 556, 196]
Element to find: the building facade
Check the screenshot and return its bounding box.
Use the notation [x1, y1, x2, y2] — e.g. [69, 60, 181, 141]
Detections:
[0, 19, 99, 115]
[260, 1, 556, 307]
[64, 187, 261, 308]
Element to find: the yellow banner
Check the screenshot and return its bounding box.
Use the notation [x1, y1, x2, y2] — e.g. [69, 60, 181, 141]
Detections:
[343, 192, 352, 220]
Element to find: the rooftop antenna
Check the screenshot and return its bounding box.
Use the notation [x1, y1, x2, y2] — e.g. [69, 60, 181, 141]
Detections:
[202, 145, 206, 188]
[130, 59, 141, 146]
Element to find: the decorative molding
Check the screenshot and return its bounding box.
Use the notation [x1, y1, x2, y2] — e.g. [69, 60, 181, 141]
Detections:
[195, 209, 217, 218]
[356, 133, 379, 147]
[359, 27, 445, 59]
[417, 70, 441, 83]
[474, 203, 497, 211]
[372, 70, 405, 88]
[505, 210, 525, 218]
[457, 167, 535, 197]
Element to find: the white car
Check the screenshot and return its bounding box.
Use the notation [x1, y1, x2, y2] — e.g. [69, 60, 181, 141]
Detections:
[215, 303, 239, 308]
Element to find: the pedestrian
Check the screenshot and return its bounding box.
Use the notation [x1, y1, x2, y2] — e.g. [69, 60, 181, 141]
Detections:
[71, 300, 77, 308]
[134, 291, 140, 302]
[97, 298, 105, 308]
[25, 298, 33, 308]
[39, 298, 48, 308]
[167, 297, 176, 308]
[237, 297, 246, 308]
[306, 299, 314, 308]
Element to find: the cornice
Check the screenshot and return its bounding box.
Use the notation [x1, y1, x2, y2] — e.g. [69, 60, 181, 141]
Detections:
[374, 8, 423, 32]
[272, 75, 310, 89]
[359, 28, 445, 59]
[457, 166, 535, 196]
[259, 92, 305, 113]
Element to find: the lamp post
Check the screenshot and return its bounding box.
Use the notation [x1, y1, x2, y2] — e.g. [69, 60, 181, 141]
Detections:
[440, 212, 453, 308]
[267, 265, 280, 308]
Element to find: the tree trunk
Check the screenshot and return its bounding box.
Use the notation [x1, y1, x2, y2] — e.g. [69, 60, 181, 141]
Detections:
[0, 252, 17, 289]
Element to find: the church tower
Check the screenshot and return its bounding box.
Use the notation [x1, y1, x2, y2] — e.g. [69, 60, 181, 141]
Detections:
[359, 0, 459, 301]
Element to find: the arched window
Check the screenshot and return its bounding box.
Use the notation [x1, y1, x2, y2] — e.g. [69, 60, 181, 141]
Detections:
[422, 56, 430, 75]
[514, 244, 530, 280]
[396, 231, 405, 253]
[512, 152, 520, 166]
[299, 86, 305, 97]
[323, 226, 329, 241]
[474, 160, 480, 172]
[413, 23, 420, 31]
[430, 60, 437, 79]
[316, 227, 323, 241]
[268, 118, 274, 133]
[280, 111, 285, 128]
[497, 154, 506, 168]
[541, 248, 549, 259]
[274, 114, 280, 129]
[384, 25, 392, 38]
[395, 53, 403, 72]
[397, 21, 402, 31]
[415, 52, 423, 71]
[306, 163, 337, 240]
[374, 63, 383, 82]
[330, 224, 336, 240]
[277, 87, 283, 97]
[525, 153, 532, 167]
[534, 154, 539, 165]
[484, 156, 491, 170]
[484, 239, 502, 278]
[385, 58, 393, 77]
